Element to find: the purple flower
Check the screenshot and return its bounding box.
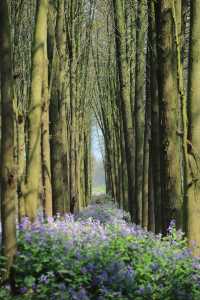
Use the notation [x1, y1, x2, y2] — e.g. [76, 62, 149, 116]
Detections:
[58, 283, 66, 291]
[168, 219, 176, 234]
[19, 217, 31, 230]
[192, 262, 200, 270]
[69, 287, 89, 300]
[19, 287, 28, 294]
[39, 274, 49, 284]
[151, 262, 159, 272]
[25, 233, 32, 243]
[138, 286, 145, 295]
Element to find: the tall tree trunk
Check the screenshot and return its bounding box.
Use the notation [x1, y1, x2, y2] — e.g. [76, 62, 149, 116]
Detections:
[172, 0, 189, 236]
[50, 0, 66, 215]
[17, 114, 26, 222]
[68, 0, 79, 213]
[157, 0, 183, 232]
[25, 0, 48, 221]
[112, 0, 136, 222]
[41, 37, 52, 218]
[0, 0, 17, 274]
[187, 0, 200, 252]
[149, 0, 161, 233]
[135, 0, 147, 226]
[142, 34, 150, 230]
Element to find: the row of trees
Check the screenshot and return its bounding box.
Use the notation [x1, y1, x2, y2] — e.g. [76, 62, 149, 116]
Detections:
[0, 0, 95, 274]
[93, 0, 200, 251]
[1, 0, 200, 278]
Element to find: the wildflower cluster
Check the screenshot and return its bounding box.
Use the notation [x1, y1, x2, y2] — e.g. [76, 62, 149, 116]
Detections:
[0, 203, 200, 299]
[77, 201, 131, 224]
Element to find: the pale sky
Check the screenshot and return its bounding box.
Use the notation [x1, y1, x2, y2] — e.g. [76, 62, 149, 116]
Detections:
[92, 125, 104, 161]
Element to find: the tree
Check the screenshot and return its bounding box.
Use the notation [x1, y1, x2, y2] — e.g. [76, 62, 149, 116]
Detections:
[41, 24, 52, 218]
[134, 0, 148, 226]
[49, 0, 67, 215]
[112, 0, 136, 222]
[0, 0, 17, 274]
[157, 0, 183, 232]
[148, 0, 160, 232]
[25, 0, 48, 221]
[187, 0, 200, 252]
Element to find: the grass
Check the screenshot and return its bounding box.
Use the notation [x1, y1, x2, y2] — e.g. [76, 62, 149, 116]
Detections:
[92, 185, 106, 195]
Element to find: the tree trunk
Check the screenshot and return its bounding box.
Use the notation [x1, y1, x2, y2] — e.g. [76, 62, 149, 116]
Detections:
[187, 0, 200, 252]
[149, 0, 162, 233]
[41, 37, 52, 218]
[50, 0, 66, 215]
[0, 0, 17, 274]
[135, 0, 147, 226]
[157, 0, 183, 232]
[17, 115, 26, 222]
[25, 0, 48, 221]
[112, 0, 136, 222]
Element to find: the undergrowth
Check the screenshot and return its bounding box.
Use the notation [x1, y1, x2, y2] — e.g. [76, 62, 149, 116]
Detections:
[0, 202, 200, 300]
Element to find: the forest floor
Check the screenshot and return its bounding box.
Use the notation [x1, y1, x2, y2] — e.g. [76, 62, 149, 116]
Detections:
[1, 199, 200, 300]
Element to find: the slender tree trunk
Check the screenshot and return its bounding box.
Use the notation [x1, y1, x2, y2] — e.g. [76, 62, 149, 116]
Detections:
[0, 0, 17, 274]
[25, 0, 48, 221]
[187, 0, 200, 251]
[50, 0, 66, 215]
[41, 38, 52, 218]
[157, 0, 183, 232]
[149, 0, 162, 233]
[172, 0, 189, 236]
[142, 36, 150, 230]
[67, 0, 77, 213]
[112, 0, 136, 222]
[17, 115, 26, 222]
[135, 0, 147, 226]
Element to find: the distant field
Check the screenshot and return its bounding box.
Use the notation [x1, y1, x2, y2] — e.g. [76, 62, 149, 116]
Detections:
[92, 185, 106, 194]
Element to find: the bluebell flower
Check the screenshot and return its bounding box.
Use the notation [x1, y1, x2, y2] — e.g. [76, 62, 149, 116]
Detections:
[168, 219, 176, 234]
[39, 274, 49, 284]
[151, 262, 159, 272]
[19, 287, 28, 294]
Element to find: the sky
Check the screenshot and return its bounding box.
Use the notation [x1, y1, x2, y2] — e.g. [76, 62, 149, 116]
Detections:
[91, 124, 105, 190]
[91, 125, 104, 161]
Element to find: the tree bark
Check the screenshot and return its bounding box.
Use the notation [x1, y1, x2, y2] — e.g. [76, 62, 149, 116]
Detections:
[187, 0, 200, 252]
[41, 37, 52, 218]
[25, 0, 48, 221]
[157, 0, 183, 232]
[50, 0, 67, 215]
[149, 0, 161, 233]
[0, 0, 17, 274]
[112, 0, 136, 222]
[135, 0, 147, 226]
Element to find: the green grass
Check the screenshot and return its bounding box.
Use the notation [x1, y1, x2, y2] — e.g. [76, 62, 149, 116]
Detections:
[92, 185, 106, 195]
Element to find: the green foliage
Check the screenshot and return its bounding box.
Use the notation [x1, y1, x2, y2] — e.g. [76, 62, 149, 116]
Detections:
[0, 255, 7, 283]
[92, 185, 106, 195]
[1, 211, 200, 299]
